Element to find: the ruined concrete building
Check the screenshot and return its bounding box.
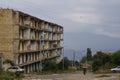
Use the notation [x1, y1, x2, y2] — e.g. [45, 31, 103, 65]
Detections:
[0, 9, 63, 73]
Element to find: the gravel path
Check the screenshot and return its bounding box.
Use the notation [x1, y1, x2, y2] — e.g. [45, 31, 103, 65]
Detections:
[22, 72, 120, 80]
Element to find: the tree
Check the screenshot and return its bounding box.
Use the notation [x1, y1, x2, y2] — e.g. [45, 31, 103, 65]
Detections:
[58, 57, 72, 70]
[42, 60, 58, 72]
[112, 50, 120, 65]
[80, 56, 87, 63]
[86, 48, 92, 61]
[92, 58, 102, 71]
[92, 51, 111, 72]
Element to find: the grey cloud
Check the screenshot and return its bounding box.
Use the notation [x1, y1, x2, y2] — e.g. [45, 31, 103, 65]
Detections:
[65, 32, 120, 51]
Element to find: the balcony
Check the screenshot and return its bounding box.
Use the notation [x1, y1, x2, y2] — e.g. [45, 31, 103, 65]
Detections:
[19, 41, 30, 52]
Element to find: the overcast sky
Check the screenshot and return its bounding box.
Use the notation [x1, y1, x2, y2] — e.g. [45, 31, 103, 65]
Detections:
[0, 0, 120, 53]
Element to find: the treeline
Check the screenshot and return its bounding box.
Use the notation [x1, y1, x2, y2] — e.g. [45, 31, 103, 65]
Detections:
[81, 48, 120, 73]
[40, 48, 120, 73]
[42, 57, 80, 72]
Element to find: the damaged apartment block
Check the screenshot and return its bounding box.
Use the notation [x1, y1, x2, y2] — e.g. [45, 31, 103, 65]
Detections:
[0, 9, 63, 73]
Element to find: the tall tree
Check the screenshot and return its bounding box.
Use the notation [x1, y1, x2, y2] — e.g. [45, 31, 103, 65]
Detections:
[112, 50, 120, 65]
[92, 51, 111, 72]
[86, 48, 92, 61]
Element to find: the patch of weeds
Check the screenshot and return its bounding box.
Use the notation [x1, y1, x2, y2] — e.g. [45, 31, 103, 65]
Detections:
[14, 72, 24, 80]
[95, 74, 111, 78]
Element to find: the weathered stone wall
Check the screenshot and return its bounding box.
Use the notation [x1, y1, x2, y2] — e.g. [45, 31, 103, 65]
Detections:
[12, 11, 20, 64]
[0, 9, 14, 61]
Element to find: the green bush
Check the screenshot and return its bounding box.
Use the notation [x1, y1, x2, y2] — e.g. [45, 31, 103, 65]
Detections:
[92, 51, 111, 72]
[58, 57, 72, 70]
[42, 60, 58, 72]
[0, 68, 24, 80]
[0, 69, 14, 80]
[112, 50, 120, 65]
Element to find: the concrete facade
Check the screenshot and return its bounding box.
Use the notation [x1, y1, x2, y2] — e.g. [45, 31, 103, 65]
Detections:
[0, 9, 63, 73]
